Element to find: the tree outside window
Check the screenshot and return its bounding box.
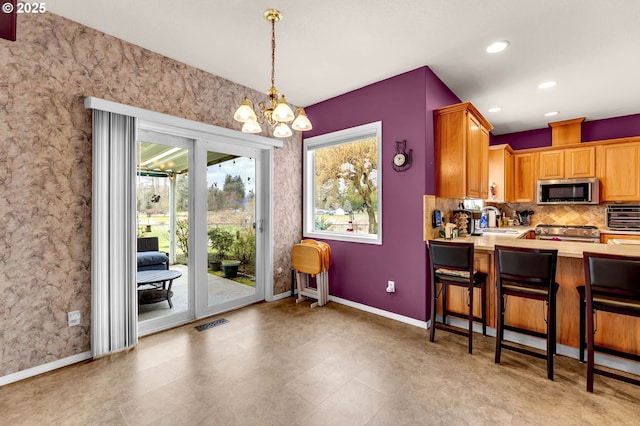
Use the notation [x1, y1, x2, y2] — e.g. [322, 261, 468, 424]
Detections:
[303, 122, 382, 245]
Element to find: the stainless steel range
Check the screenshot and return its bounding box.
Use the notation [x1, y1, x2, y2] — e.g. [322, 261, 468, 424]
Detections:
[534, 224, 600, 243]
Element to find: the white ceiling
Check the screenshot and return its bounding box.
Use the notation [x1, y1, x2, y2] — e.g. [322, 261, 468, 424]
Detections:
[47, 0, 640, 135]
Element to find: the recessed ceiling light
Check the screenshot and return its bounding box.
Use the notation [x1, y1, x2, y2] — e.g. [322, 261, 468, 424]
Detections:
[544, 111, 559, 117]
[538, 81, 558, 89]
[488, 107, 501, 113]
[486, 40, 510, 53]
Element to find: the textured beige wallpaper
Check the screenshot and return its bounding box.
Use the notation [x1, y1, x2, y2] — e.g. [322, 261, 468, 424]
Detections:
[0, 13, 301, 377]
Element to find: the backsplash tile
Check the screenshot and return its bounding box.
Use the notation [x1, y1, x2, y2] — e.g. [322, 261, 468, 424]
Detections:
[501, 203, 605, 227]
[434, 198, 607, 228]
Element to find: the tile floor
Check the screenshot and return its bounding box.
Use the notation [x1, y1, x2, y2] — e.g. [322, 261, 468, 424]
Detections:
[2, 299, 640, 425]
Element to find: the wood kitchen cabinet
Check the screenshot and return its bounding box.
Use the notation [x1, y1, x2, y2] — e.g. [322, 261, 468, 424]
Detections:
[596, 141, 640, 201]
[538, 149, 564, 180]
[488, 144, 514, 202]
[565, 146, 595, 178]
[435, 102, 493, 199]
[538, 146, 595, 180]
[513, 152, 537, 202]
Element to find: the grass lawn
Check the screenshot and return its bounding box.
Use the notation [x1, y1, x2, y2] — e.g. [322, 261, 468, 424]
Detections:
[316, 212, 374, 233]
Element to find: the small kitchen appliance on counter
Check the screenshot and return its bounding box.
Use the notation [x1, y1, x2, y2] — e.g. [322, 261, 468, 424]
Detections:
[606, 205, 640, 229]
[534, 224, 600, 243]
[516, 210, 534, 226]
[452, 209, 475, 237]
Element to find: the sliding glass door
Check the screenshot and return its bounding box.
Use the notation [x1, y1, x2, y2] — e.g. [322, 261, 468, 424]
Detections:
[195, 141, 264, 317]
[136, 126, 267, 335]
[136, 130, 195, 335]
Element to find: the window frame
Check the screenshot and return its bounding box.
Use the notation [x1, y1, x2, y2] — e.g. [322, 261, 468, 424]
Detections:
[303, 121, 383, 245]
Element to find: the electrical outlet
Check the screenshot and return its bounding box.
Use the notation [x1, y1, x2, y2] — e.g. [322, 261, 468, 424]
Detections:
[386, 280, 395, 293]
[68, 311, 81, 327]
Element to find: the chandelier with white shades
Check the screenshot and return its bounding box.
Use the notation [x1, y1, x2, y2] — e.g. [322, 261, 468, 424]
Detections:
[233, 9, 313, 138]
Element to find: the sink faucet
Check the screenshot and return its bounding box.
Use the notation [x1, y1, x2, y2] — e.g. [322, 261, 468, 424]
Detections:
[481, 206, 500, 215]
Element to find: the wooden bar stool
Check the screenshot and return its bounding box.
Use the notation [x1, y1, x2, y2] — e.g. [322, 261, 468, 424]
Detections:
[581, 252, 640, 392]
[494, 245, 559, 380]
[428, 240, 487, 354]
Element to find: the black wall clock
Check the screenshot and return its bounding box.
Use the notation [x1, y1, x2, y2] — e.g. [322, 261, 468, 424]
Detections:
[392, 140, 412, 172]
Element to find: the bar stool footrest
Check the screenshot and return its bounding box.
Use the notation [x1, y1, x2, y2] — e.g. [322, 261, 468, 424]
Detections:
[442, 311, 486, 335]
[504, 325, 547, 340]
[501, 343, 548, 360]
[434, 323, 470, 337]
[594, 345, 640, 363]
[594, 368, 640, 387]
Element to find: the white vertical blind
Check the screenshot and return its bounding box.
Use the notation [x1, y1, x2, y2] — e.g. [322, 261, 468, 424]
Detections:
[91, 110, 138, 357]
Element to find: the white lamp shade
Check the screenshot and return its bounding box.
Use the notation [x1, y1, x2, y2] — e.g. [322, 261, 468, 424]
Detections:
[234, 98, 257, 123]
[241, 118, 262, 134]
[272, 99, 294, 123]
[273, 122, 292, 138]
[292, 109, 313, 131]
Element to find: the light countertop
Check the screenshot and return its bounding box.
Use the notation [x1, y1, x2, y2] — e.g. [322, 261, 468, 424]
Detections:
[431, 227, 640, 258]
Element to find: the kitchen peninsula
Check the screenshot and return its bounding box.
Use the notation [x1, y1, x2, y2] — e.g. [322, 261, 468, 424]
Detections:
[428, 228, 640, 358]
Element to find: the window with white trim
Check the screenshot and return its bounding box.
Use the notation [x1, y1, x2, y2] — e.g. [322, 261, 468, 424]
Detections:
[303, 121, 382, 244]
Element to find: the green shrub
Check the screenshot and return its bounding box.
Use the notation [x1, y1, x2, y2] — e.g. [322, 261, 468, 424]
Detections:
[231, 228, 256, 265]
[315, 216, 331, 230]
[208, 227, 234, 260]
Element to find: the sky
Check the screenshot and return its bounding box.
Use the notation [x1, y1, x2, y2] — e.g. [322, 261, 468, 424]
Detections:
[207, 156, 255, 195]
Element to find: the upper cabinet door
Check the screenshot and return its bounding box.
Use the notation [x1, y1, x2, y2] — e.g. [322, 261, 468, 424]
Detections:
[514, 152, 537, 203]
[434, 102, 492, 199]
[565, 146, 595, 178]
[466, 113, 484, 198]
[597, 142, 640, 201]
[538, 150, 565, 180]
[488, 144, 514, 203]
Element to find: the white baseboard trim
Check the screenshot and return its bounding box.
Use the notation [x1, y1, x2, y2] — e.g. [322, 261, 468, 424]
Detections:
[271, 290, 295, 301]
[329, 295, 429, 329]
[0, 351, 92, 387]
[442, 316, 640, 376]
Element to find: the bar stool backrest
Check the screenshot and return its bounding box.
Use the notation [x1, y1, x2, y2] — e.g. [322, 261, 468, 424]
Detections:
[584, 252, 640, 300]
[430, 241, 473, 273]
[496, 246, 558, 288]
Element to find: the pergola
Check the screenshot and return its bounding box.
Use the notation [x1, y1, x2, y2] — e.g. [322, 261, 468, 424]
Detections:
[137, 141, 237, 262]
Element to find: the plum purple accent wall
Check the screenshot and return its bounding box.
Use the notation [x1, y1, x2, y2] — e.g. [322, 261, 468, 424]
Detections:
[582, 113, 640, 142]
[493, 113, 640, 148]
[304, 66, 459, 321]
[492, 127, 551, 149]
[424, 68, 462, 193]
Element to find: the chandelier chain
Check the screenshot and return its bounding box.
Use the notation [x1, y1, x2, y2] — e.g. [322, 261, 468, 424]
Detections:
[271, 17, 276, 88]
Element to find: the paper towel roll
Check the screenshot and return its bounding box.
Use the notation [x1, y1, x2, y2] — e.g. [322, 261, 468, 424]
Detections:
[445, 223, 456, 239]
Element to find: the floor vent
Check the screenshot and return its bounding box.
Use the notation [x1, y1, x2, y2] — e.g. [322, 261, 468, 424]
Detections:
[195, 318, 229, 331]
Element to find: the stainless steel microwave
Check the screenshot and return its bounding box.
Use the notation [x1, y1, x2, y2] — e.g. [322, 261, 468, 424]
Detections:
[537, 178, 600, 205]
